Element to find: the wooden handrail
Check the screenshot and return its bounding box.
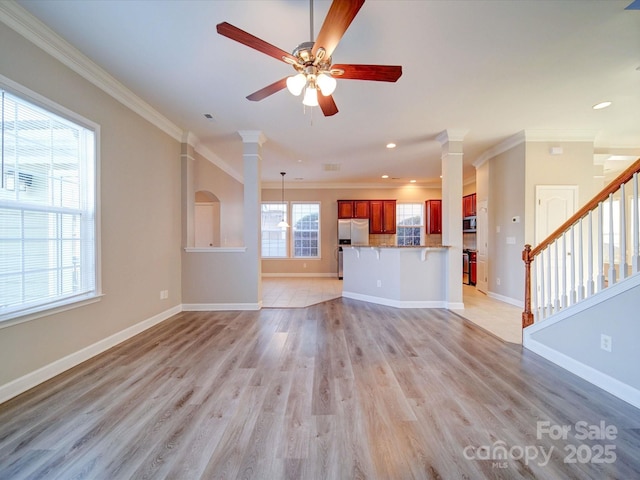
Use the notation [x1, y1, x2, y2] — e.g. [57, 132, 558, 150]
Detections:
[522, 157, 640, 329]
[530, 158, 640, 258]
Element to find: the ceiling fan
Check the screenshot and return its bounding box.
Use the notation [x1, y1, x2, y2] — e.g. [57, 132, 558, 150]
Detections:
[216, 0, 402, 116]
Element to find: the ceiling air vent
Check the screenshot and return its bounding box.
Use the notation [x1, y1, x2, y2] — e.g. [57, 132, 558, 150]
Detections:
[323, 163, 341, 172]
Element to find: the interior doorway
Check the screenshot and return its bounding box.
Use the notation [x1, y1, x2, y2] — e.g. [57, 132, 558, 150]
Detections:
[195, 190, 220, 247]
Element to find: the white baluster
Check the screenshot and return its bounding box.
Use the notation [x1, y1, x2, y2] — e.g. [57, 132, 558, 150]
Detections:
[598, 201, 605, 292]
[587, 211, 594, 297]
[545, 247, 552, 318]
[633, 172, 640, 273]
[561, 233, 568, 308]
[608, 193, 616, 286]
[571, 224, 577, 305]
[620, 183, 627, 280]
[553, 240, 560, 312]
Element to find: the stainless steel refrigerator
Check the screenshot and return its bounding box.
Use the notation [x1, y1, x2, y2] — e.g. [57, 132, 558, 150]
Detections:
[337, 219, 369, 279]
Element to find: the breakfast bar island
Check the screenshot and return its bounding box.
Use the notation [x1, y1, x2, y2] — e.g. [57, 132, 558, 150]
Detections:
[341, 245, 450, 308]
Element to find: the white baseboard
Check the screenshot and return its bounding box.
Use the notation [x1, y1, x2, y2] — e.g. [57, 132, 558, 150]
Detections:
[182, 302, 261, 311]
[487, 291, 524, 308]
[524, 338, 640, 410]
[0, 305, 182, 405]
[342, 291, 446, 309]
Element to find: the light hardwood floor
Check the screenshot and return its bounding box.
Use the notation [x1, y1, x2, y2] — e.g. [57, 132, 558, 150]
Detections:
[263, 277, 522, 343]
[1, 297, 639, 479]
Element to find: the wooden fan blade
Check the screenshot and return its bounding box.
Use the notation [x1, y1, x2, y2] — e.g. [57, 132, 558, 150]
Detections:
[246, 78, 288, 101]
[312, 0, 365, 60]
[217, 22, 297, 64]
[331, 64, 402, 82]
[318, 94, 339, 116]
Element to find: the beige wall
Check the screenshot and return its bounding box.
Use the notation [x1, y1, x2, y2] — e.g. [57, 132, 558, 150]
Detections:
[0, 24, 182, 386]
[524, 141, 604, 244]
[488, 143, 526, 302]
[194, 151, 244, 246]
[261, 186, 442, 275]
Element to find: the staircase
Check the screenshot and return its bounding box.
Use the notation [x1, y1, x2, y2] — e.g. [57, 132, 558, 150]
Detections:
[520, 158, 640, 409]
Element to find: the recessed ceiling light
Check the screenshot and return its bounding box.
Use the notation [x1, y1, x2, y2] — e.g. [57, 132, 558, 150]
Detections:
[410, 179, 416, 183]
[439, 175, 443, 179]
[592, 101, 612, 110]
[381, 174, 389, 179]
[386, 143, 396, 149]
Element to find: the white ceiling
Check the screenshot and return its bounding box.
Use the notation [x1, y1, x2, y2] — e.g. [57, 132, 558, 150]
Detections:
[14, 0, 640, 186]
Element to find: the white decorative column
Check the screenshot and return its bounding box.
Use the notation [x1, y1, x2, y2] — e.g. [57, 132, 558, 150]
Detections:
[181, 131, 196, 248]
[437, 129, 467, 310]
[238, 130, 266, 304]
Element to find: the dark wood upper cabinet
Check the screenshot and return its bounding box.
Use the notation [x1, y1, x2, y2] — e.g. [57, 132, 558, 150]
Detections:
[463, 193, 477, 217]
[369, 200, 396, 234]
[338, 200, 370, 219]
[425, 199, 442, 234]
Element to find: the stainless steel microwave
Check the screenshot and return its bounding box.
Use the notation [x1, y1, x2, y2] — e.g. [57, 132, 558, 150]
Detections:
[463, 216, 477, 232]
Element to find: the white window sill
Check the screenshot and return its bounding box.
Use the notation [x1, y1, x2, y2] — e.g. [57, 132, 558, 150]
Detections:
[0, 293, 104, 330]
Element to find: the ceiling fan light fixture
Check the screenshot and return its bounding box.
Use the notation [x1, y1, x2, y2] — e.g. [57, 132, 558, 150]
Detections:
[286, 73, 307, 96]
[317, 72, 337, 96]
[302, 85, 319, 107]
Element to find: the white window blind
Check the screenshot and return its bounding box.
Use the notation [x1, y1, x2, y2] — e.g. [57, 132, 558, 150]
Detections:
[0, 87, 97, 322]
[292, 203, 320, 258]
[261, 203, 287, 257]
[396, 203, 424, 246]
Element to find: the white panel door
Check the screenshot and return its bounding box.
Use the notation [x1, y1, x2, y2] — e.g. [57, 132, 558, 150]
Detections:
[535, 186, 578, 244]
[195, 203, 215, 247]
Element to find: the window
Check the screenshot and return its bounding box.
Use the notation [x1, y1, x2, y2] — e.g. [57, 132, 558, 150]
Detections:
[396, 203, 424, 246]
[261, 203, 287, 257]
[0, 84, 98, 323]
[292, 203, 320, 258]
[261, 202, 320, 258]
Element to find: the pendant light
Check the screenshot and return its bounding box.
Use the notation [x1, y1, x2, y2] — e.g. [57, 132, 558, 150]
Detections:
[277, 172, 290, 228]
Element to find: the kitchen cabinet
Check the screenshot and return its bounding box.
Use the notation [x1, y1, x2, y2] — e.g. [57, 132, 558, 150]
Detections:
[463, 193, 476, 217]
[338, 200, 370, 219]
[369, 200, 396, 234]
[425, 200, 442, 234]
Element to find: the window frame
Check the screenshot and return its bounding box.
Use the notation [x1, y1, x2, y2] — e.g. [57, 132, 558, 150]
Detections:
[261, 201, 321, 259]
[291, 201, 321, 259]
[0, 75, 101, 327]
[396, 202, 425, 246]
[260, 202, 288, 258]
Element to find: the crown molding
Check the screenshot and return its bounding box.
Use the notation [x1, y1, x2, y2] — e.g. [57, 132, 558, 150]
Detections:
[183, 132, 244, 184]
[238, 130, 266, 146]
[260, 181, 444, 190]
[436, 129, 469, 145]
[473, 129, 598, 168]
[473, 131, 526, 168]
[0, 1, 183, 142]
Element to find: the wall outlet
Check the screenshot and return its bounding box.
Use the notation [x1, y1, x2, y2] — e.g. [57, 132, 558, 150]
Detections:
[496, 278, 501, 286]
[496, 225, 501, 233]
[600, 334, 612, 352]
[377, 280, 382, 287]
[160, 290, 169, 300]
[506, 236, 516, 245]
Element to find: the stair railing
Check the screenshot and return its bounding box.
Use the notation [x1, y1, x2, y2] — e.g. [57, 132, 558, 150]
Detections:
[522, 158, 640, 328]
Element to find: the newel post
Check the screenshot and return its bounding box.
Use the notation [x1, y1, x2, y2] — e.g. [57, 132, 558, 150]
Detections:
[522, 244, 534, 328]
